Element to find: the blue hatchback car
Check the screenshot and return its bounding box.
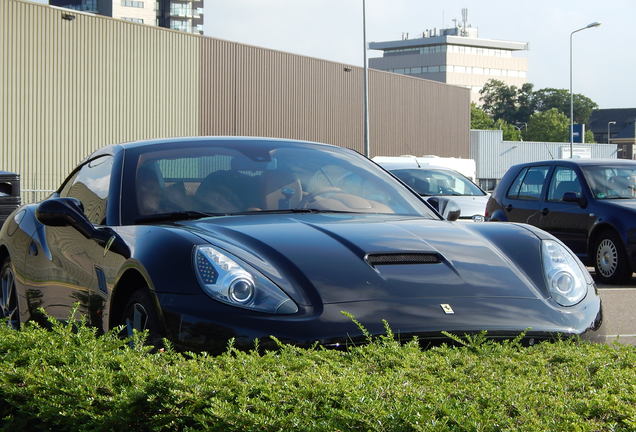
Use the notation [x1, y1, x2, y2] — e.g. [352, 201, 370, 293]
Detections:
[486, 159, 636, 284]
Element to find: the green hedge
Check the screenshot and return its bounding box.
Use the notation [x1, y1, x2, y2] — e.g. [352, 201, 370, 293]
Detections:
[0, 317, 634, 431]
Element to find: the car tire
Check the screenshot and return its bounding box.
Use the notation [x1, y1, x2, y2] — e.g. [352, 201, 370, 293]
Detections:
[593, 230, 632, 284]
[1, 257, 20, 329]
[120, 289, 165, 348]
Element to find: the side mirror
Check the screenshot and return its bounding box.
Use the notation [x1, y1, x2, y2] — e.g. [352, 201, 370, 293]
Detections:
[427, 197, 461, 221]
[36, 197, 96, 239]
[562, 192, 587, 208]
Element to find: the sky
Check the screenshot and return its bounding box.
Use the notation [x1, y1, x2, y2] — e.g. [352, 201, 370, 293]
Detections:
[203, 0, 635, 109]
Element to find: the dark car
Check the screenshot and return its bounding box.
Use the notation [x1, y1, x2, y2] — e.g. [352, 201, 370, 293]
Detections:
[0, 138, 601, 351]
[486, 159, 636, 284]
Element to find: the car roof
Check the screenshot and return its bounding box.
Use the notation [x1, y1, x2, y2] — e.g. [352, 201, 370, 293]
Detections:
[119, 136, 340, 151]
[85, 136, 345, 161]
[511, 159, 636, 170]
[390, 165, 462, 173]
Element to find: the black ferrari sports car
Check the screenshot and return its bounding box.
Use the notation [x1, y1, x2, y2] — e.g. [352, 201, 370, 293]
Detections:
[0, 137, 602, 351]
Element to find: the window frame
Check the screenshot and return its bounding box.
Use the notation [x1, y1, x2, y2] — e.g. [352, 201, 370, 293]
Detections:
[506, 166, 552, 201]
[546, 166, 583, 203]
[59, 155, 114, 225]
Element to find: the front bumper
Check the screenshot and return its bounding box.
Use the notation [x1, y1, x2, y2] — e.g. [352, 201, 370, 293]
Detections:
[156, 291, 603, 353]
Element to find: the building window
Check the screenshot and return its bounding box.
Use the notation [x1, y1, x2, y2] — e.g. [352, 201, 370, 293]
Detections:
[479, 179, 497, 192]
[171, 2, 193, 17]
[122, 0, 144, 8]
[122, 17, 144, 23]
[53, 0, 97, 12]
[171, 20, 192, 32]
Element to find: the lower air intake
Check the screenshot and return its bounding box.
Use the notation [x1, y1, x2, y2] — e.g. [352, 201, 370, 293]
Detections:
[366, 253, 441, 266]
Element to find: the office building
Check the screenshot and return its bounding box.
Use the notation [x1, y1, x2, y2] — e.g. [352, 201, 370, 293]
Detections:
[49, 0, 203, 34]
[159, 0, 203, 34]
[369, 9, 528, 103]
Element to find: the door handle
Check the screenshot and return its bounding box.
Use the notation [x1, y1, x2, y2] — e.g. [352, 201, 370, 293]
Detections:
[505, 204, 513, 212]
[541, 208, 550, 216]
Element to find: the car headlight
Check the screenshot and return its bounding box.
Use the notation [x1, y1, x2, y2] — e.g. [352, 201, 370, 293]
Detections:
[541, 240, 588, 306]
[194, 245, 298, 314]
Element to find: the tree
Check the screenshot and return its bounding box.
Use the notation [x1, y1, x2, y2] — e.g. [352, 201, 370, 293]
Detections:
[479, 80, 535, 125]
[495, 119, 522, 141]
[470, 103, 495, 129]
[524, 108, 569, 142]
[479, 81, 599, 128]
[533, 88, 598, 124]
[470, 103, 521, 140]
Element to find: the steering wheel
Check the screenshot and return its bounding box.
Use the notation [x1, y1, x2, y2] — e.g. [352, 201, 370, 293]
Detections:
[297, 187, 342, 208]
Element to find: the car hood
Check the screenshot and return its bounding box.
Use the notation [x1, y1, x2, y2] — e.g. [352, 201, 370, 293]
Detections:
[427, 195, 489, 218]
[601, 198, 636, 212]
[178, 213, 542, 305]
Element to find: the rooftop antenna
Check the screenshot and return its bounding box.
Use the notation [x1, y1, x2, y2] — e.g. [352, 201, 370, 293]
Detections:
[461, 8, 468, 36]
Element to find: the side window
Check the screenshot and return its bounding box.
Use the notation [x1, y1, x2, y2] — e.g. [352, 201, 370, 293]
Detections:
[506, 166, 550, 200]
[506, 167, 527, 199]
[60, 156, 113, 225]
[547, 167, 582, 201]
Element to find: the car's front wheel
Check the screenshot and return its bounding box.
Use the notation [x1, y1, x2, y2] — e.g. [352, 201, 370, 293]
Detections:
[594, 230, 632, 284]
[121, 289, 165, 348]
[1, 258, 20, 329]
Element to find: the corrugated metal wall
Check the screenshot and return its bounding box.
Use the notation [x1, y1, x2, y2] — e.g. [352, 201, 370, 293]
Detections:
[2, 0, 469, 202]
[370, 72, 469, 157]
[470, 130, 619, 180]
[1, 0, 200, 201]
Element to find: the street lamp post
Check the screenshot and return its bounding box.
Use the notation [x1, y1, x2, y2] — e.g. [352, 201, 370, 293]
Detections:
[570, 22, 601, 158]
[362, 0, 370, 158]
[607, 121, 616, 144]
[513, 123, 527, 142]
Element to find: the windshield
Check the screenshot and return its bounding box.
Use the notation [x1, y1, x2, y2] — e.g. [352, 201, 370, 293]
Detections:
[390, 168, 485, 197]
[581, 165, 636, 199]
[124, 140, 439, 223]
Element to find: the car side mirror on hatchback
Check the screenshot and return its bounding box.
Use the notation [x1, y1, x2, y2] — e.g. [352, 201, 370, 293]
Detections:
[562, 192, 587, 208]
[36, 197, 96, 239]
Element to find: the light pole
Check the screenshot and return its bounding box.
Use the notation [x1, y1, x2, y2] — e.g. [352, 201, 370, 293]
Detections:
[513, 123, 527, 142]
[362, 0, 370, 158]
[570, 22, 600, 158]
[607, 121, 616, 144]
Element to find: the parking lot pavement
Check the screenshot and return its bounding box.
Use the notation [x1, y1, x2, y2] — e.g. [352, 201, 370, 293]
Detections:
[595, 274, 636, 346]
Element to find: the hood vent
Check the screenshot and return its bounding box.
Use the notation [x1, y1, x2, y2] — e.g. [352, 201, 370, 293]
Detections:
[366, 253, 441, 266]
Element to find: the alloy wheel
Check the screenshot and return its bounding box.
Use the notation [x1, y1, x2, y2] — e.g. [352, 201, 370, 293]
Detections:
[1, 263, 20, 329]
[596, 239, 618, 278]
